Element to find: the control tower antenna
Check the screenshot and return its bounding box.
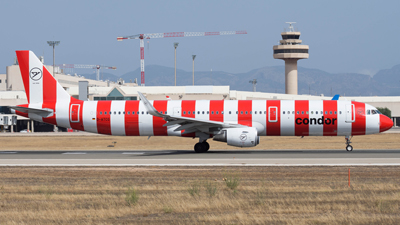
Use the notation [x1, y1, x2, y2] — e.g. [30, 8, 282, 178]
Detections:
[285, 22, 296, 32]
[273, 22, 309, 95]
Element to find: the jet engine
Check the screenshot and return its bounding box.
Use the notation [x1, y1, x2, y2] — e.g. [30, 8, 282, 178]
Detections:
[213, 127, 260, 147]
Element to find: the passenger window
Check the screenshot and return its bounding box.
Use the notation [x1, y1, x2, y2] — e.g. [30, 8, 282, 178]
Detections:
[260, 111, 262, 114]
[236, 111, 238, 114]
[329, 111, 332, 114]
[193, 111, 195, 115]
[207, 111, 209, 114]
[100, 112, 102, 115]
[146, 112, 149, 114]
[142, 111, 144, 114]
[339, 111, 342, 114]
[183, 111, 186, 115]
[118, 112, 121, 115]
[222, 111, 224, 114]
[216, 111, 219, 115]
[306, 111, 309, 114]
[301, 111, 304, 114]
[297, 111, 299, 115]
[334, 111, 337, 114]
[325, 111, 327, 114]
[241, 111, 243, 114]
[110, 111, 112, 115]
[245, 111, 248, 115]
[287, 111, 290, 114]
[104, 112, 107, 115]
[188, 111, 191, 115]
[283, 111, 285, 114]
[211, 111, 214, 114]
[202, 111, 205, 114]
[198, 111, 200, 114]
[316, 111, 318, 114]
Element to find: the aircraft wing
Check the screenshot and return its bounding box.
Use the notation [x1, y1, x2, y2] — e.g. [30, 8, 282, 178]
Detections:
[137, 92, 245, 134]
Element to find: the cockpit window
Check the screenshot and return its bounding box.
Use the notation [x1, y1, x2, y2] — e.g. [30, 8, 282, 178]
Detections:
[367, 110, 371, 115]
[371, 110, 381, 115]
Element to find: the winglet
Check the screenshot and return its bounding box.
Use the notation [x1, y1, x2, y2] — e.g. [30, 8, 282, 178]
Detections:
[137, 91, 166, 118]
[331, 94, 340, 100]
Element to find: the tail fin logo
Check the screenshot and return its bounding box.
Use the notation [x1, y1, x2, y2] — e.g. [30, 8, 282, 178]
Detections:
[30, 67, 42, 81]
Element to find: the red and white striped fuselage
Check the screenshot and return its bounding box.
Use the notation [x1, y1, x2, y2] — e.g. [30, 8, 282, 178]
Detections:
[12, 50, 393, 152]
[17, 99, 391, 137]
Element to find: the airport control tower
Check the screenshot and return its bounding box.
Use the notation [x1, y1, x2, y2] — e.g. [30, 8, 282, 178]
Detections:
[273, 22, 309, 95]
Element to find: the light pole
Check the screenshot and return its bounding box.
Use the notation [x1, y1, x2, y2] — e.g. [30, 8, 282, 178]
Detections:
[174, 42, 179, 86]
[47, 41, 60, 77]
[192, 55, 196, 86]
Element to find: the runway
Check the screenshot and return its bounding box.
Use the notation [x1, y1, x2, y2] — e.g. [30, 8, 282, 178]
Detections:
[1, 149, 400, 166]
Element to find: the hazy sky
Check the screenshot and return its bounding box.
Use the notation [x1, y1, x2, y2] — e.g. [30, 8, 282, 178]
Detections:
[1, 0, 399, 77]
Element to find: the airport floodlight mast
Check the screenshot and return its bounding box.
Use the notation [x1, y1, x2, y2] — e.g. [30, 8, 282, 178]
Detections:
[117, 30, 247, 86]
[47, 41, 60, 77]
[57, 64, 117, 81]
[192, 55, 196, 86]
[249, 79, 257, 92]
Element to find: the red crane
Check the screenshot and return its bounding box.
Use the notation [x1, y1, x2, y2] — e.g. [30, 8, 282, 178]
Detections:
[117, 30, 247, 86]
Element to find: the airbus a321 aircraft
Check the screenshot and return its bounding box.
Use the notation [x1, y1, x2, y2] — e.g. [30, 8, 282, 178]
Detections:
[10, 51, 393, 153]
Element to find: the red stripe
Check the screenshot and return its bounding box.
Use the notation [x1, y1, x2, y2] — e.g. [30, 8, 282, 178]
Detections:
[124, 100, 140, 136]
[181, 100, 196, 118]
[42, 65, 56, 102]
[69, 97, 84, 131]
[209, 100, 224, 122]
[42, 102, 57, 125]
[266, 100, 281, 136]
[16, 51, 30, 103]
[294, 100, 309, 136]
[153, 100, 168, 136]
[181, 100, 196, 137]
[351, 101, 366, 135]
[322, 100, 338, 136]
[96, 100, 112, 135]
[238, 100, 252, 126]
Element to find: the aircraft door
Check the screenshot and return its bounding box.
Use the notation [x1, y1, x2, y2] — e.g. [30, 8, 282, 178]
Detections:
[70, 104, 80, 123]
[173, 107, 181, 116]
[345, 104, 355, 123]
[268, 106, 278, 122]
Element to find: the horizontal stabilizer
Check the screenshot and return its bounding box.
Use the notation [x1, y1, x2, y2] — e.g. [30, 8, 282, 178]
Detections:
[9, 106, 53, 118]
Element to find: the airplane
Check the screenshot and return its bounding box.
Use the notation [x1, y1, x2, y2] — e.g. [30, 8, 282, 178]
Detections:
[9, 51, 393, 153]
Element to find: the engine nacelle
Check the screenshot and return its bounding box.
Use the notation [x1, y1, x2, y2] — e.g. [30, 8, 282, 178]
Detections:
[213, 127, 260, 147]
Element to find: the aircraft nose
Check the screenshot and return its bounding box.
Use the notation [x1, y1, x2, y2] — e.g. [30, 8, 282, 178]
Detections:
[380, 115, 393, 132]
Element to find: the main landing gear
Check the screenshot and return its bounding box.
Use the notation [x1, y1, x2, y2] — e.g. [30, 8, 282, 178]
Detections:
[194, 141, 210, 153]
[345, 135, 353, 152]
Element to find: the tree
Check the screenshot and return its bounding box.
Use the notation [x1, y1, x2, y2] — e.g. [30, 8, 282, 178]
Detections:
[376, 107, 391, 118]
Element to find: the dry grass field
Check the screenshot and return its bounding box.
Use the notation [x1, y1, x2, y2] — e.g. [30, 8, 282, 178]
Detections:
[0, 166, 399, 224]
[0, 132, 399, 151]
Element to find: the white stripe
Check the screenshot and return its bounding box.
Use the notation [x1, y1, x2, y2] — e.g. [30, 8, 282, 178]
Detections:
[110, 101, 126, 136]
[138, 101, 153, 136]
[252, 100, 267, 136]
[195, 100, 209, 120]
[223, 100, 238, 125]
[56, 100, 71, 128]
[82, 101, 98, 133]
[280, 100, 295, 136]
[166, 100, 182, 136]
[365, 104, 380, 135]
[337, 101, 352, 136]
[29, 51, 43, 104]
[308, 100, 323, 136]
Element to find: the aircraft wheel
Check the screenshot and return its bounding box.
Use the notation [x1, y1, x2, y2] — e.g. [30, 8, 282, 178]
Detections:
[203, 142, 210, 151]
[346, 145, 353, 152]
[194, 142, 208, 153]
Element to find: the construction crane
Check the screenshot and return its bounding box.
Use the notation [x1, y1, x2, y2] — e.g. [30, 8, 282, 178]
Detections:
[57, 64, 116, 81]
[117, 30, 247, 86]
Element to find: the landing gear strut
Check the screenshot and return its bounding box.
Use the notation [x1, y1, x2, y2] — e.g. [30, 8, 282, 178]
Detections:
[194, 141, 210, 153]
[345, 136, 353, 152]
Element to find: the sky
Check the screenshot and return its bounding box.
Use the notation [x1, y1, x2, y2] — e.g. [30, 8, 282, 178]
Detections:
[1, 0, 399, 78]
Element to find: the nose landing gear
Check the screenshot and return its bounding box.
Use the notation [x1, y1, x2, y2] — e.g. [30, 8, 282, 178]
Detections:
[345, 136, 353, 151]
